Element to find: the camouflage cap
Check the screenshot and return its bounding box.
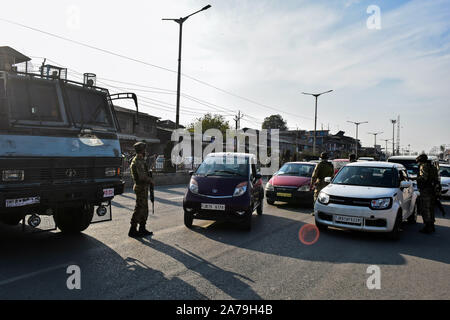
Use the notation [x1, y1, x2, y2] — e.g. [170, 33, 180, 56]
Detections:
[416, 154, 428, 163]
[134, 142, 147, 153]
[320, 152, 329, 159]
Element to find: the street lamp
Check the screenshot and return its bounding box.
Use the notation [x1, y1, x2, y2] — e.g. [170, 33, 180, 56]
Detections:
[390, 119, 397, 156]
[347, 121, 368, 159]
[382, 139, 391, 158]
[302, 90, 333, 156]
[163, 5, 212, 129]
[368, 132, 383, 150]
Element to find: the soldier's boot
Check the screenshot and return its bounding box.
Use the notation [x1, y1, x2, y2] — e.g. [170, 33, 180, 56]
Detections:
[139, 225, 153, 237]
[128, 226, 140, 238]
[419, 223, 433, 234]
[431, 224, 436, 233]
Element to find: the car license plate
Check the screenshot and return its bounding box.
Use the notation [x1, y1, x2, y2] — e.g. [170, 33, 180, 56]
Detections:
[335, 215, 363, 225]
[201, 203, 225, 211]
[6, 196, 40, 208]
[277, 193, 292, 198]
[103, 188, 115, 198]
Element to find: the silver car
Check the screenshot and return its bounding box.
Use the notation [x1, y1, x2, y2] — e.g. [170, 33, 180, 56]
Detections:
[314, 162, 419, 239]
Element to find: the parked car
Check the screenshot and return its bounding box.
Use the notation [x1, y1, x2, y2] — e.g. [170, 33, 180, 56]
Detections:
[439, 164, 450, 197]
[314, 162, 418, 240]
[332, 159, 350, 175]
[265, 162, 316, 206]
[183, 153, 264, 230]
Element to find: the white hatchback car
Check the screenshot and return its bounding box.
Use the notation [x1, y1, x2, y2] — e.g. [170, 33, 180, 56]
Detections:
[314, 162, 418, 239]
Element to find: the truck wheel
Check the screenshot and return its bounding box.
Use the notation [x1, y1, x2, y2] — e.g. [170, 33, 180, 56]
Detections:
[184, 211, 194, 229]
[54, 205, 94, 234]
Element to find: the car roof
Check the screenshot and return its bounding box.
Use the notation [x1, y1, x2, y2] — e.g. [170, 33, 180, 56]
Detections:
[440, 164, 450, 167]
[207, 152, 256, 159]
[284, 162, 316, 166]
[333, 159, 349, 162]
[389, 155, 438, 161]
[347, 161, 404, 169]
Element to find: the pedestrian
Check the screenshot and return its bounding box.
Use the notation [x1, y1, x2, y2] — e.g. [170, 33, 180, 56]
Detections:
[311, 152, 335, 214]
[129, 142, 154, 238]
[349, 154, 357, 163]
[416, 154, 439, 234]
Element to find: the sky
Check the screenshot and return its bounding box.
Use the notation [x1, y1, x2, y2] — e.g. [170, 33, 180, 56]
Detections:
[1, 0, 449, 153]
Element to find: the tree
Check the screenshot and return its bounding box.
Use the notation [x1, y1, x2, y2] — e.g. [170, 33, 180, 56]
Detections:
[262, 114, 288, 131]
[187, 113, 230, 135]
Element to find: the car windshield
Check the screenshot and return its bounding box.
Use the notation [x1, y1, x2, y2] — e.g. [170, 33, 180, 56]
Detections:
[196, 156, 249, 177]
[388, 159, 418, 176]
[333, 166, 398, 188]
[440, 166, 450, 177]
[276, 163, 315, 177]
[333, 161, 348, 170]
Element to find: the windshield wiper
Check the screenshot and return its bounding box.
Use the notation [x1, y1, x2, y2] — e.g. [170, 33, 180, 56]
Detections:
[206, 170, 245, 177]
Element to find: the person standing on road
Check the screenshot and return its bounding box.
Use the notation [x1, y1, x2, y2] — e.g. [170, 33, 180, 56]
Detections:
[129, 142, 154, 238]
[311, 153, 335, 214]
[416, 154, 439, 234]
[349, 154, 357, 163]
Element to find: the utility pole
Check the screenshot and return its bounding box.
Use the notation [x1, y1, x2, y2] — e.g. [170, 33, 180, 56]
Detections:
[391, 119, 397, 156]
[301, 90, 333, 156]
[347, 121, 368, 159]
[163, 5, 212, 129]
[368, 132, 383, 153]
[234, 110, 244, 130]
[383, 139, 391, 158]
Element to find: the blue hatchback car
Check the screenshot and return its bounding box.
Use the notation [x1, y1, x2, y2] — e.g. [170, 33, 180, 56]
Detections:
[183, 153, 264, 230]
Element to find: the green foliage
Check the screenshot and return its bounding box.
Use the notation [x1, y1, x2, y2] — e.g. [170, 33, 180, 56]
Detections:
[187, 113, 230, 135]
[262, 114, 288, 131]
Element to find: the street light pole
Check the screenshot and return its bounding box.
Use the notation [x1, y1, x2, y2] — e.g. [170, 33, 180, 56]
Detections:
[163, 5, 211, 130]
[347, 121, 368, 159]
[391, 119, 397, 156]
[383, 139, 391, 158]
[368, 131, 383, 151]
[302, 90, 333, 156]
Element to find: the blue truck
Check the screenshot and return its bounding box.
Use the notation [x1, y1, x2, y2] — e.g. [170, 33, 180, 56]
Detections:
[0, 47, 138, 233]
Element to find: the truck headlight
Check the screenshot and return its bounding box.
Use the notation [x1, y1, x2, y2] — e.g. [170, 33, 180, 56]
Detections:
[2, 170, 24, 182]
[105, 168, 118, 177]
[298, 185, 311, 192]
[370, 198, 392, 210]
[318, 192, 330, 205]
[233, 182, 248, 197]
[265, 183, 274, 192]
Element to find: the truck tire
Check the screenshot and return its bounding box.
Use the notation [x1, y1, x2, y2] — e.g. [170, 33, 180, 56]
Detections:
[54, 205, 94, 234]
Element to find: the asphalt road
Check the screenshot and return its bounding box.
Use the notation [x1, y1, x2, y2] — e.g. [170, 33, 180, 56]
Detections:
[1, 185, 449, 300]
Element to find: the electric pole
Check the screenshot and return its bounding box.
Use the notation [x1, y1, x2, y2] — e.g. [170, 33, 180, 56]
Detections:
[347, 121, 368, 159]
[391, 119, 397, 156]
[234, 111, 244, 130]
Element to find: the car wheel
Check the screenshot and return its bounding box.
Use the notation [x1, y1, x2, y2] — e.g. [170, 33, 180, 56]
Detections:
[267, 199, 275, 205]
[243, 212, 252, 231]
[184, 211, 194, 229]
[407, 202, 418, 224]
[315, 219, 328, 231]
[257, 200, 263, 215]
[387, 211, 402, 241]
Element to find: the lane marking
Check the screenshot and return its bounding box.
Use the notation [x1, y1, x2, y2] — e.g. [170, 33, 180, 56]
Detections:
[0, 263, 73, 287]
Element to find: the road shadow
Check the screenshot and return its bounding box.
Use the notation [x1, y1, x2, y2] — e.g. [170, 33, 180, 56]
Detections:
[191, 208, 450, 267]
[137, 237, 262, 300]
[0, 226, 206, 300]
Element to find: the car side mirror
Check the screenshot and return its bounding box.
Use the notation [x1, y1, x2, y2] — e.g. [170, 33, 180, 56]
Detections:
[400, 181, 412, 189]
[324, 177, 332, 183]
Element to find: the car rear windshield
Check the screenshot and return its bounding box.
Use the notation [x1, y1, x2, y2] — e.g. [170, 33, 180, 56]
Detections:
[333, 166, 398, 188]
[8, 76, 62, 123]
[276, 163, 315, 177]
[196, 156, 249, 177]
[65, 85, 113, 128]
[388, 159, 418, 176]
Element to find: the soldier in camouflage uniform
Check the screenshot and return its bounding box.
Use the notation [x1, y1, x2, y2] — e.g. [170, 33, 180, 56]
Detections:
[311, 153, 335, 214]
[129, 142, 154, 238]
[349, 154, 357, 163]
[416, 154, 438, 234]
